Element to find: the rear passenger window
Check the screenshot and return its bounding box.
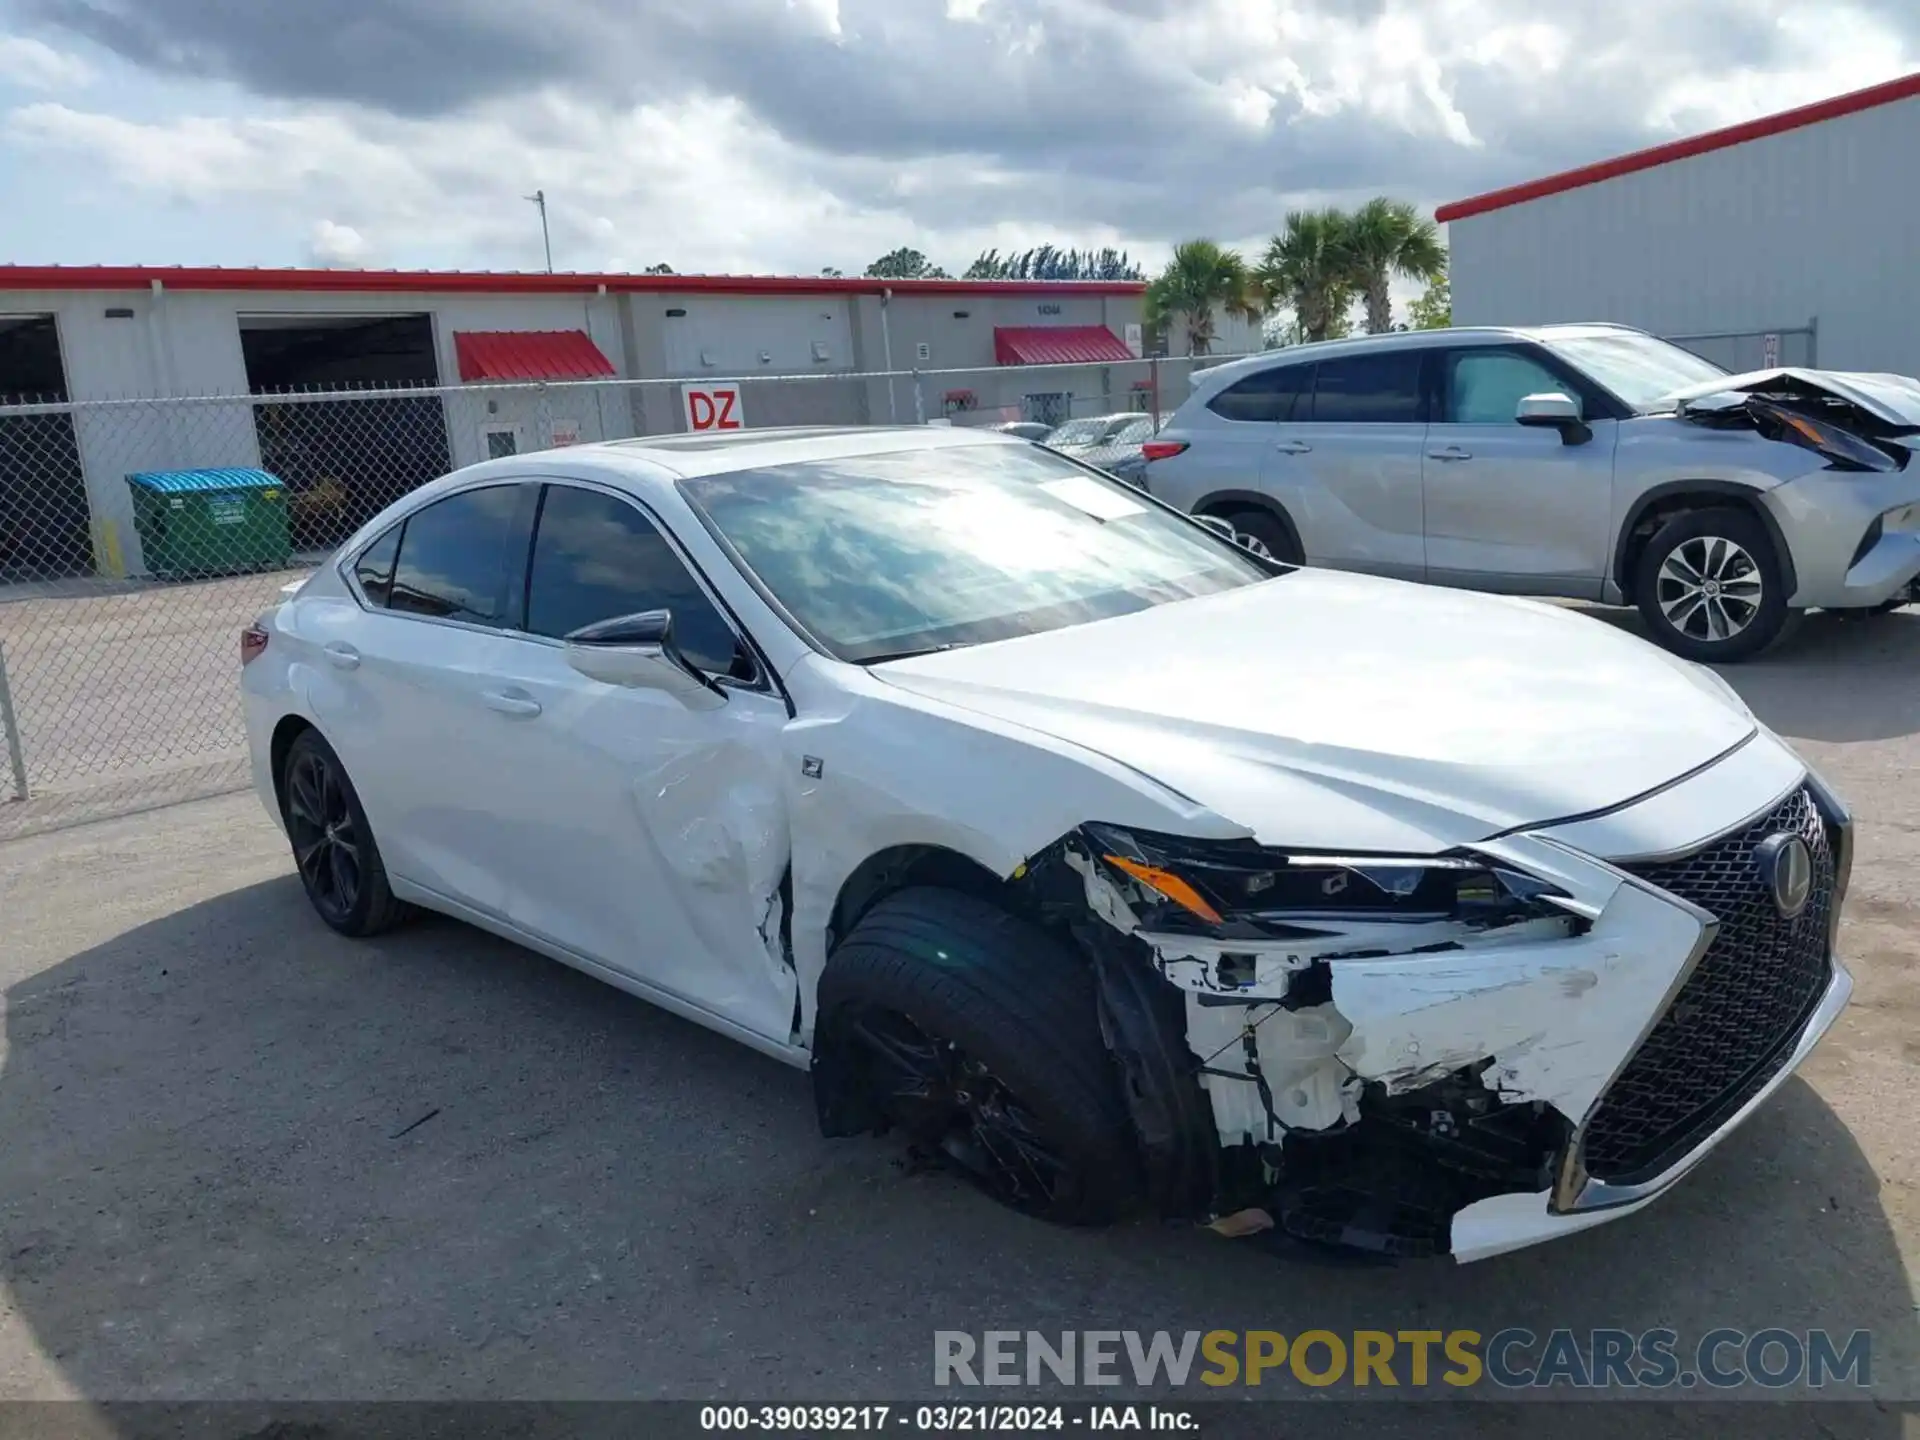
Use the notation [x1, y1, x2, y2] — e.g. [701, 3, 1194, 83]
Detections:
[1306, 352, 1425, 424]
[525, 484, 750, 679]
[386, 485, 522, 626]
[352, 525, 401, 607]
[1207, 365, 1309, 423]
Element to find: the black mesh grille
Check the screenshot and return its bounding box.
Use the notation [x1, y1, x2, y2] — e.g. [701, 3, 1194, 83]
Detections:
[1581, 787, 1835, 1185]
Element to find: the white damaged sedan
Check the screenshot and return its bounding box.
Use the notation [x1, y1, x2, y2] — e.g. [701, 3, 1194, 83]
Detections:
[241, 426, 1852, 1263]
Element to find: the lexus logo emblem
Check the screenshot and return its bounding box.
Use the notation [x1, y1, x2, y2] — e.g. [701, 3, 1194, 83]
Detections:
[1756, 833, 1813, 919]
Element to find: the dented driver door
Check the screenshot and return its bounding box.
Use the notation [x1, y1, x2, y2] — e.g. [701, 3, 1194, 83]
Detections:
[482, 481, 799, 1046]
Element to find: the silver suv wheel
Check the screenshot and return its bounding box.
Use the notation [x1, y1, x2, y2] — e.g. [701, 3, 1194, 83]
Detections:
[1656, 535, 1764, 643]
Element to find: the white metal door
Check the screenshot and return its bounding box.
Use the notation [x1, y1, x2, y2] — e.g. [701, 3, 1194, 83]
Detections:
[487, 635, 798, 1044]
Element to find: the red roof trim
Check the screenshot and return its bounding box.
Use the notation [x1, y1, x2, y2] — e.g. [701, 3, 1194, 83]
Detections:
[993, 324, 1136, 366]
[0, 264, 1145, 298]
[1436, 70, 1920, 223]
[454, 330, 616, 382]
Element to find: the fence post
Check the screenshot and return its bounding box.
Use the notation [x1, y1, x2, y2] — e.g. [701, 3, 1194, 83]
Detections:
[1149, 354, 1161, 431]
[1807, 315, 1819, 367]
[535, 382, 554, 451]
[911, 370, 926, 425]
[0, 639, 28, 802]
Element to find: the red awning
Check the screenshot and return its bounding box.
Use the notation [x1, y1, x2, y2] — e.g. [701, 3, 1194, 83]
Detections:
[454, 330, 616, 382]
[993, 325, 1135, 366]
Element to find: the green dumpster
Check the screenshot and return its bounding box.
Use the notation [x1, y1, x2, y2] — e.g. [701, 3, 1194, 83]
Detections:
[127, 468, 292, 579]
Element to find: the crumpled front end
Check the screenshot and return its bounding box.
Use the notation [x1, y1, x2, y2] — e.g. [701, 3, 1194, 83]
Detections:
[1020, 772, 1854, 1262]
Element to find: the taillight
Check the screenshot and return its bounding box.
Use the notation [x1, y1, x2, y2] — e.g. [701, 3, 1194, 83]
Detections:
[241, 622, 270, 665]
[1141, 440, 1189, 462]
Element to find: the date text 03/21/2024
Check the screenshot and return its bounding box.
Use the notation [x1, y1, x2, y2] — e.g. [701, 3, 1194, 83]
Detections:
[699, 1405, 1195, 1432]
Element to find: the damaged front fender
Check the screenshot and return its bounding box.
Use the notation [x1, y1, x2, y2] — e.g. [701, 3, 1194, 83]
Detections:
[1040, 825, 1719, 1257]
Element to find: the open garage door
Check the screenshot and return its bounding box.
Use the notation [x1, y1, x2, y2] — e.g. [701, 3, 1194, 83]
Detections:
[0, 315, 92, 581]
[241, 314, 452, 553]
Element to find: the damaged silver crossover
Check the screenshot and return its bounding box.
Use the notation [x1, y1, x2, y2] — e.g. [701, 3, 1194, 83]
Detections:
[243, 423, 1854, 1265]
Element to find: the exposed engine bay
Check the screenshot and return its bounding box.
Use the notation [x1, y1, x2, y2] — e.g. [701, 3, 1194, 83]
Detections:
[1670, 367, 1920, 472]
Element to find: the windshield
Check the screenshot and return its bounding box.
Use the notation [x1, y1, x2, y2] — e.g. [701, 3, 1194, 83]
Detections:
[1044, 417, 1113, 447]
[679, 443, 1271, 663]
[1543, 331, 1728, 411]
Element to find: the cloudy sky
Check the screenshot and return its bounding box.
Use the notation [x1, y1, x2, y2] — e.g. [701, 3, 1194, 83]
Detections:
[0, 0, 1914, 277]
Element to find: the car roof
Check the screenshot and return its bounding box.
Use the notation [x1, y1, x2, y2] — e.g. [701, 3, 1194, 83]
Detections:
[1185, 322, 1655, 392]
[422, 424, 1023, 498]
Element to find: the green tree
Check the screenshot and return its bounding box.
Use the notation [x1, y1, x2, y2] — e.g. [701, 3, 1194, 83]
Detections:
[820, 266, 844, 277]
[1338, 197, 1446, 334]
[1407, 270, 1451, 329]
[1257, 208, 1353, 344]
[643, 262, 675, 275]
[964, 245, 1145, 281]
[864, 247, 949, 280]
[1144, 239, 1263, 356]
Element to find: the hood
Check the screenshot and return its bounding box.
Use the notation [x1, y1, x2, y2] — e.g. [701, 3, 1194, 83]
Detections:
[1663, 367, 1920, 429]
[873, 571, 1757, 851]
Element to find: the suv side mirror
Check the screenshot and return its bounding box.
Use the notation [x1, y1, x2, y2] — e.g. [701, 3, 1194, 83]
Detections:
[563, 609, 726, 708]
[1515, 391, 1592, 446]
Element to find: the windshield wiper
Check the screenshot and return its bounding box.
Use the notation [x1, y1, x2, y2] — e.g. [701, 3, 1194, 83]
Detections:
[855, 641, 967, 666]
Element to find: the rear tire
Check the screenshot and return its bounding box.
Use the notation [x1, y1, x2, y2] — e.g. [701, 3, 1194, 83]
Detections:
[280, 729, 409, 938]
[1634, 507, 1788, 662]
[815, 888, 1141, 1225]
[1221, 506, 1303, 565]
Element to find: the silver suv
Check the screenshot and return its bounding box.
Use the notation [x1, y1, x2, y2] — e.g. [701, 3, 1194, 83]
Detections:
[1143, 323, 1920, 659]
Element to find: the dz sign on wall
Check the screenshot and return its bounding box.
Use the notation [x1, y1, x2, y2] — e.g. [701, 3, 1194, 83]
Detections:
[681, 382, 745, 432]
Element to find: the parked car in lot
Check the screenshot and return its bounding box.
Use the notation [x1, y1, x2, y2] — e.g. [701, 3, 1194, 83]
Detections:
[1043, 411, 1150, 459]
[1142, 323, 1920, 659]
[244, 425, 1853, 1262]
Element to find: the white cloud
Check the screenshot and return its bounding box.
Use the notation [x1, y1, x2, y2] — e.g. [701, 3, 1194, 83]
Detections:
[3, 0, 1917, 274]
[0, 34, 94, 89]
[308, 219, 369, 266]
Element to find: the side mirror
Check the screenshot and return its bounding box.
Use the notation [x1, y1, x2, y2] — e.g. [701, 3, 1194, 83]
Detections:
[1515, 391, 1592, 445]
[563, 609, 725, 708]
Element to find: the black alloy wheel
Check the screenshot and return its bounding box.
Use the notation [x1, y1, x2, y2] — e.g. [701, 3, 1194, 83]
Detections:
[286, 744, 361, 925]
[848, 1007, 1069, 1214]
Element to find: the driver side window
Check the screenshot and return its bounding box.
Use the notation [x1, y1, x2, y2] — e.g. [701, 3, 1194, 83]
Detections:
[1444, 350, 1567, 425]
[523, 483, 754, 681]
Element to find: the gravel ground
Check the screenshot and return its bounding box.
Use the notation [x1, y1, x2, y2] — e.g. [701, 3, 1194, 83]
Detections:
[1, 605, 1916, 1437]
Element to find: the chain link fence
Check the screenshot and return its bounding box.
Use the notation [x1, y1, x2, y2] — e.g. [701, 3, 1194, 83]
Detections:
[0, 352, 1248, 837]
[1662, 320, 1818, 372]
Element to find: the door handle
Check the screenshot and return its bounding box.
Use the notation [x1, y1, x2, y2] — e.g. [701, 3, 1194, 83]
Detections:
[1426, 446, 1473, 461]
[1274, 440, 1313, 454]
[482, 689, 542, 719]
[322, 642, 360, 670]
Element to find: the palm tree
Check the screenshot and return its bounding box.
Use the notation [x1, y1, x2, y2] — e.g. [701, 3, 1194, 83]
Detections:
[1144, 240, 1263, 356]
[1339, 197, 1447, 335]
[1258, 209, 1353, 344]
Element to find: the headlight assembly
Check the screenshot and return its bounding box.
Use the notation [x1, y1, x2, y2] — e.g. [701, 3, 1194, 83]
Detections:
[1082, 822, 1578, 945]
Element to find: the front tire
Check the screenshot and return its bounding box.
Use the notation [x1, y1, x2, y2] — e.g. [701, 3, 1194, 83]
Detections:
[280, 729, 408, 938]
[1221, 506, 1303, 565]
[815, 888, 1141, 1225]
[1634, 507, 1788, 661]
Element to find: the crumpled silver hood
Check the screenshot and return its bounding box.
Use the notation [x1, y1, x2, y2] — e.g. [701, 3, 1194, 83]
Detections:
[1663, 367, 1920, 428]
[873, 570, 1757, 851]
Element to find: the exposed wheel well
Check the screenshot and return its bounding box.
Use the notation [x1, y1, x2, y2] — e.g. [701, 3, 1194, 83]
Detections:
[828, 844, 1013, 953]
[1614, 484, 1798, 600]
[268, 714, 315, 814]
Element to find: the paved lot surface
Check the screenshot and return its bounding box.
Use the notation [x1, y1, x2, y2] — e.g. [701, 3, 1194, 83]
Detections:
[0, 569, 301, 800]
[1, 606, 1918, 1435]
